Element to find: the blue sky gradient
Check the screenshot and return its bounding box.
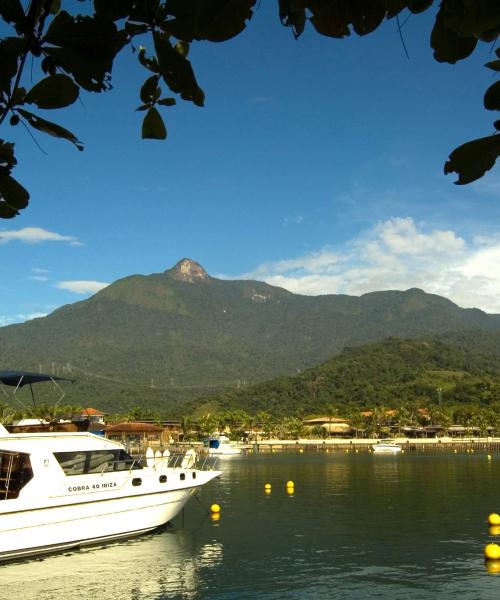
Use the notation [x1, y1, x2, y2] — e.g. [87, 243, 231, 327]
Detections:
[1, 3, 500, 324]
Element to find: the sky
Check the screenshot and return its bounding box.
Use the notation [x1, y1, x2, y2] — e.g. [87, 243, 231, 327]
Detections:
[1, 2, 500, 326]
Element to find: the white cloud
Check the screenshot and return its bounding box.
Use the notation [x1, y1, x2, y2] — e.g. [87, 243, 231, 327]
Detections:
[0, 227, 82, 245]
[56, 280, 109, 295]
[0, 312, 47, 326]
[240, 217, 500, 313]
[29, 275, 48, 282]
[283, 215, 304, 226]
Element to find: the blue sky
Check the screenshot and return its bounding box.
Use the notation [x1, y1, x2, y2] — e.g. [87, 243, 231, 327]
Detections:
[1, 2, 500, 325]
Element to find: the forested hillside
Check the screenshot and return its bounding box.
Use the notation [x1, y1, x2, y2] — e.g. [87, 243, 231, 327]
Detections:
[1, 260, 500, 415]
[200, 337, 500, 417]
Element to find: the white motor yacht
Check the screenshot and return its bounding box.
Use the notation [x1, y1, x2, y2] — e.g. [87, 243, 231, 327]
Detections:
[207, 434, 242, 456]
[371, 439, 402, 453]
[0, 371, 221, 562]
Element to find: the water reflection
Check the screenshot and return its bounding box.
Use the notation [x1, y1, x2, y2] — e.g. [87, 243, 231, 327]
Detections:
[2, 454, 499, 599]
[0, 527, 222, 600]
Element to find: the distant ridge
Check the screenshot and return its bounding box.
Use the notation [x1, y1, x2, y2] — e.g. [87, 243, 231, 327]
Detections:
[1, 259, 500, 411]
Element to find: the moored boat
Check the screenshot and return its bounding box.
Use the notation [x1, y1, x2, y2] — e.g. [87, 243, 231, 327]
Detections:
[0, 371, 221, 562]
[207, 434, 242, 456]
[372, 439, 402, 453]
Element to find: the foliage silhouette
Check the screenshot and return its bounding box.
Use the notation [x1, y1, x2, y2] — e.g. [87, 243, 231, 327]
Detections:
[0, 1, 499, 217]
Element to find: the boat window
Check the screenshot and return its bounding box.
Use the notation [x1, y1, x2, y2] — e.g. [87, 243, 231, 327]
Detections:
[54, 449, 142, 476]
[0, 451, 33, 500]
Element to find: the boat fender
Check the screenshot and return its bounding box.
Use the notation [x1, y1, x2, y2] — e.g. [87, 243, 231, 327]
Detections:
[181, 448, 197, 469]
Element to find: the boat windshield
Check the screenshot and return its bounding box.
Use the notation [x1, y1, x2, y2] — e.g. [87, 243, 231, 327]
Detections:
[0, 451, 33, 500]
[54, 449, 142, 476]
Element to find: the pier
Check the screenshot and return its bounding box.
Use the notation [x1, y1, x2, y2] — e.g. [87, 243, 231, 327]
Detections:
[154, 437, 500, 457]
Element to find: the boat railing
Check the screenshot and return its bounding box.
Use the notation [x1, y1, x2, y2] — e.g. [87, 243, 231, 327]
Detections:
[129, 449, 218, 472]
[164, 451, 218, 471]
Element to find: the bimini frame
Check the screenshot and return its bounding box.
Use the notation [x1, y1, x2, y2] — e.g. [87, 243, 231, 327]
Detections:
[0, 370, 73, 416]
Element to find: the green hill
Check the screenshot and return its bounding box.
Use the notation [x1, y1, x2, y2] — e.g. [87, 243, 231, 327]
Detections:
[1, 258, 500, 414]
[206, 337, 500, 416]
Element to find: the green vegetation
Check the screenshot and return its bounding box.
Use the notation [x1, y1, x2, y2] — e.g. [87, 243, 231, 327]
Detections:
[4, 337, 500, 439]
[195, 337, 500, 418]
[1, 263, 500, 415]
[2, 263, 500, 420]
[1, 1, 499, 217]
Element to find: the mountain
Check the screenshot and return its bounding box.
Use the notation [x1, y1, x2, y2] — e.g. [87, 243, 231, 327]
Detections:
[1, 258, 500, 412]
[206, 337, 500, 416]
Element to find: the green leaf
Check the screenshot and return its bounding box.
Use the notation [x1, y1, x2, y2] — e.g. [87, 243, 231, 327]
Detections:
[444, 135, 500, 185]
[142, 108, 167, 140]
[25, 74, 79, 109]
[350, 1, 386, 36]
[485, 60, 500, 72]
[49, 0, 61, 15]
[279, 0, 306, 39]
[0, 139, 17, 174]
[162, 0, 256, 42]
[94, 0, 134, 21]
[153, 31, 205, 106]
[44, 11, 127, 92]
[158, 97, 176, 106]
[484, 81, 500, 111]
[309, 4, 351, 38]
[0, 37, 25, 95]
[140, 75, 160, 104]
[0, 173, 29, 218]
[17, 108, 84, 150]
[0, 0, 24, 24]
[138, 47, 161, 74]
[431, 11, 477, 64]
[125, 22, 149, 36]
[407, 0, 433, 13]
[175, 41, 190, 58]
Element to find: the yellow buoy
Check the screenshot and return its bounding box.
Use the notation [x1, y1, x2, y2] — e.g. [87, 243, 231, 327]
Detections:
[484, 543, 500, 560]
[264, 483, 272, 490]
[485, 559, 500, 574]
[488, 513, 500, 526]
[488, 455, 492, 460]
[454, 449, 458, 453]
[489, 526, 500, 536]
[210, 503, 221, 514]
[299, 448, 304, 454]
[286, 480, 294, 487]
[211, 512, 221, 522]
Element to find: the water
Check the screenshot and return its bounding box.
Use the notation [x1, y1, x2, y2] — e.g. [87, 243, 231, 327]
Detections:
[1, 452, 499, 599]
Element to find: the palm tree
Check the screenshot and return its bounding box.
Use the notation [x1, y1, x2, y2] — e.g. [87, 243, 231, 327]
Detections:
[257, 410, 273, 439]
[0, 401, 14, 424]
[323, 402, 338, 438]
[197, 413, 217, 439]
[180, 415, 192, 441]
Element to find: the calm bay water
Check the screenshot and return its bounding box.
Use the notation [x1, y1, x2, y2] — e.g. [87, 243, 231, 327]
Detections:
[1, 452, 499, 599]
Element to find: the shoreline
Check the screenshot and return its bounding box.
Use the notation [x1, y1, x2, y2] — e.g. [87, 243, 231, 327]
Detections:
[163, 436, 500, 455]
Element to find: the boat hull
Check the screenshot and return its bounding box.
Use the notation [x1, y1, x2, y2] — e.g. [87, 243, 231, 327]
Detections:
[372, 445, 402, 453]
[0, 486, 197, 562]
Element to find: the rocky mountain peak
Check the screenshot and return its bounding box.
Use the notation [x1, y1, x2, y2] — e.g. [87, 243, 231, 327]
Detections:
[167, 258, 209, 283]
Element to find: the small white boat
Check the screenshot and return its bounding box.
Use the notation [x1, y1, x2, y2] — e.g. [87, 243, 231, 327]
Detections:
[0, 371, 221, 562]
[207, 434, 242, 456]
[372, 439, 402, 453]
